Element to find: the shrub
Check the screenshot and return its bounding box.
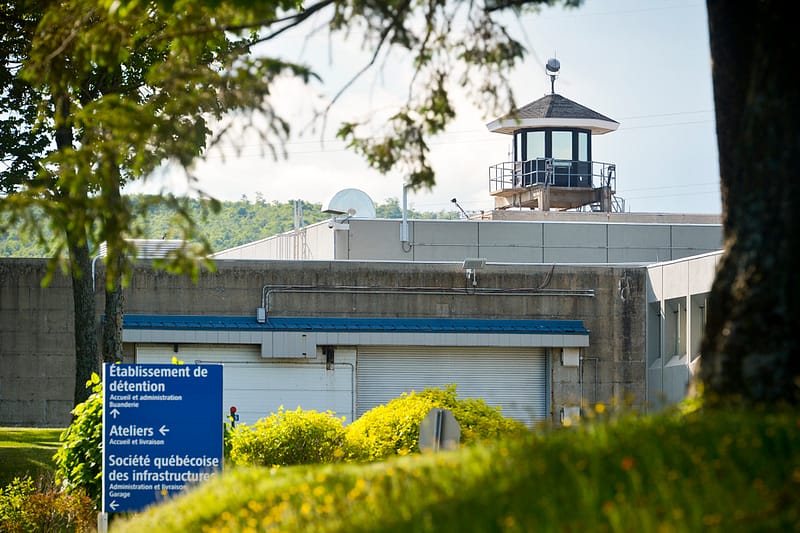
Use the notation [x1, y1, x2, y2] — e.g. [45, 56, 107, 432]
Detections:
[417, 386, 528, 445]
[53, 373, 103, 509]
[0, 476, 94, 533]
[345, 384, 527, 461]
[0, 477, 34, 532]
[107, 406, 800, 533]
[229, 407, 348, 467]
[345, 392, 435, 461]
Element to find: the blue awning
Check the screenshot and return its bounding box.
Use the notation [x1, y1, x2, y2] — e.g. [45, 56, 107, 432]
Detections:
[122, 314, 589, 335]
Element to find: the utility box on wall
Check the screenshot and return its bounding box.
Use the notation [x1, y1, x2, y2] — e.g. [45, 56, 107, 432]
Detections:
[561, 347, 581, 367]
[271, 332, 311, 358]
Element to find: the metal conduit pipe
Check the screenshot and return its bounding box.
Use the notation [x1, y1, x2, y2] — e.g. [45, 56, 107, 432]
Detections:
[260, 284, 595, 315]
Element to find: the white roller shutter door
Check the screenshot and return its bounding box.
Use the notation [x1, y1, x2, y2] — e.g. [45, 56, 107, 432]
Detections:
[356, 346, 547, 426]
[135, 345, 354, 425]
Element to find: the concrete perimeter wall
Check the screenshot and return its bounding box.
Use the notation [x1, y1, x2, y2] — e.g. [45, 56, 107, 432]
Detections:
[1, 258, 647, 427]
[0, 260, 92, 426]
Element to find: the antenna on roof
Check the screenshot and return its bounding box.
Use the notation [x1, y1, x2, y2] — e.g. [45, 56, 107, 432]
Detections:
[545, 57, 560, 95]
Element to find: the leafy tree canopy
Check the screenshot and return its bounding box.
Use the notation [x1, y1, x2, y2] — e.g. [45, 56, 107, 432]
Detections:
[1, 0, 571, 282]
[3, 0, 542, 402]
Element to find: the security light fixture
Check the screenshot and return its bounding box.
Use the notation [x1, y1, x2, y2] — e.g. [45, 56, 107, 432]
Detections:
[462, 258, 486, 270]
[462, 258, 487, 287]
[451, 198, 469, 219]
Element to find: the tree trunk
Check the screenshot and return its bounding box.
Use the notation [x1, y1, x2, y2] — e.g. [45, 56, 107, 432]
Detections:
[700, 1, 800, 404]
[53, 90, 102, 406]
[102, 254, 125, 363]
[100, 155, 127, 363]
[69, 237, 101, 406]
[103, 262, 125, 363]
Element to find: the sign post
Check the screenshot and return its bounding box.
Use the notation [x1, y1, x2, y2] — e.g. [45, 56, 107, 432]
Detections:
[101, 363, 223, 516]
[419, 408, 460, 452]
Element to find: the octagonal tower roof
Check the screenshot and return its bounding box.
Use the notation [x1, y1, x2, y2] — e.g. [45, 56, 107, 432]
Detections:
[486, 93, 619, 135]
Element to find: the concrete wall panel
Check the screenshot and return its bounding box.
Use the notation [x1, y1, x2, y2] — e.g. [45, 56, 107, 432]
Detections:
[544, 223, 607, 248]
[1, 258, 648, 426]
[217, 217, 722, 267]
[346, 220, 409, 261]
[608, 224, 671, 249]
[660, 260, 690, 299]
[478, 221, 544, 246]
[687, 253, 721, 294]
[671, 225, 723, 257]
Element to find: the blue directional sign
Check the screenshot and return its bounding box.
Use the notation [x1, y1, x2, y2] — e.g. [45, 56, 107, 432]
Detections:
[102, 363, 223, 514]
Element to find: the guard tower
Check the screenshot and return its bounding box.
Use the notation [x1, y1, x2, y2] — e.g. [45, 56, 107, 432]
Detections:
[487, 59, 620, 212]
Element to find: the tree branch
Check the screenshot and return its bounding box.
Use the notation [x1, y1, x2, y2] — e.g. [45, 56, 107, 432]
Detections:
[315, 24, 394, 138]
[158, 0, 335, 45]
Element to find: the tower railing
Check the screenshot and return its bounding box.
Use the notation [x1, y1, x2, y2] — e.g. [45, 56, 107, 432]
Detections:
[489, 159, 616, 193]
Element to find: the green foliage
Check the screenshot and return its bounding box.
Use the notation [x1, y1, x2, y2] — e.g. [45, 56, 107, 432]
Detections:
[346, 384, 527, 461]
[229, 407, 348, 467]
[2, 0, 576, 410]
[223, 420, 236, 462]
[1, 0, 322, 289]
[0, 477, 34, 531]
[0, 476, 94, 533]
[1, 0, 559, 271]
[52, 373, 103, 509]
[109, 406, 800, 533]
[345, 392, 433, 461]
[416, 386, 528, 444]
[226, 386, 523, 468]
[328, 0, 534, 190]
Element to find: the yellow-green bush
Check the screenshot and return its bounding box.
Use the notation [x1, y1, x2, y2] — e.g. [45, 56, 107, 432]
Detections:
[53, 373, 103, 509]
[229, 407, 348, 467]
[346, 384, 527, 461]
[0, 477, 94, 533]
[109, 406, 800, 533]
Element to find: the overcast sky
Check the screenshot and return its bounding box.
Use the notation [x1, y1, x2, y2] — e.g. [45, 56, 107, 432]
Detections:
[127, 0, 720, 216]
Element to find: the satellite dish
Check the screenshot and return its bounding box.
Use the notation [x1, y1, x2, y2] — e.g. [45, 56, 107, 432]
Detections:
[545, 58, 561, 74]
[321, 188, 376, 218]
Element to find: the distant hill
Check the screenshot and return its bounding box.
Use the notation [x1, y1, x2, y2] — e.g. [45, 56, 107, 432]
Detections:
[0, 194, 458, 258]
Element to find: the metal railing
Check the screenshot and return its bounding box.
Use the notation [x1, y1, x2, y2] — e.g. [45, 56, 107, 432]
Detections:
[489, 159, 616, 193]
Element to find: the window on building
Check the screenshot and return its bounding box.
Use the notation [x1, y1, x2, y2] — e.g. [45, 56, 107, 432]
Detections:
[690, 294, 709, 361]
[552, 131, 572, 160]
[647, 302, 662, 367]
[668, 299, 687, 357]
[578, 131, 588, 161]
[525, 131, 545, 160]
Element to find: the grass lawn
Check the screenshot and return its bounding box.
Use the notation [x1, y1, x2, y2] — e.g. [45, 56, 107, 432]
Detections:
[0, 427, 63, 487]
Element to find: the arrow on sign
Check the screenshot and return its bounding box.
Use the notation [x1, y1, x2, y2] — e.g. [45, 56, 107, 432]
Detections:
[159, 425, 170, 436]
[110, 408, 120, 419]
[109, 500, 119, 511]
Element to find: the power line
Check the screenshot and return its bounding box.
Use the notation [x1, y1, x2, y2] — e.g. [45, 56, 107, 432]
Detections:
[622, 181, 719, 193]
[534, 2, 705, 20]
[623, 189, 719, 201]
[617, 120, 714, 131]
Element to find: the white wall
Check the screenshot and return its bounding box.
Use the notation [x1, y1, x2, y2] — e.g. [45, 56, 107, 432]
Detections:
[646, 251, 722, 409]
[135, 344, 356, 426]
